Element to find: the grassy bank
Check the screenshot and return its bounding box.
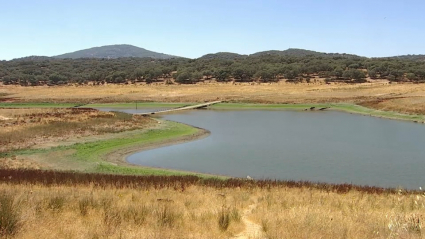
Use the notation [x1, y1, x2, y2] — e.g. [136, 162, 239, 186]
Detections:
[4, 120, 212, 177]
[211, 103, 425, 122]
[73, 120, 206, 176]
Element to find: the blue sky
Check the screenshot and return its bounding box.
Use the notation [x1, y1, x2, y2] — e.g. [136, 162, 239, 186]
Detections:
[1, 0, 424, 60]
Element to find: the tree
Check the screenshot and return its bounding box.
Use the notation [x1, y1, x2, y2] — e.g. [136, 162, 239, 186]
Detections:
[342, 69, 366, 81]
[232, 65, 255, 82]
[175, 71, 200, 84]
[332, 67, 344, 79]
[255, 69, 276, 82]
[406, 73, 416, 81]
[213, 68, 230, 82]
[284, 70, 298, 80]
[49, 74, 68, 85]
[368, 69, 377, 79]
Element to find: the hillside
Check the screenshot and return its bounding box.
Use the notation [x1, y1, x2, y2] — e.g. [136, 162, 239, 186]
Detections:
[53, 44, 180, 59]
[198, 52, 247, 60]
[12, 55, 52, 61]
[390, 54, 425, 61]
[251, 48, 361, 58]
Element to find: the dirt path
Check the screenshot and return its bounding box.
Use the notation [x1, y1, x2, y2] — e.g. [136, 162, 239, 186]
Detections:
[232, 199, 264, 239]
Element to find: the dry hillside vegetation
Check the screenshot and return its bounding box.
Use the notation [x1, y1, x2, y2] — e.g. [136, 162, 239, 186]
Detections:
[2, 81, 425, 114]
[0, 108, 154, 154]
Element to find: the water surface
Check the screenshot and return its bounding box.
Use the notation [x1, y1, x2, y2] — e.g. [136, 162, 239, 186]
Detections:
[121, 109, 425, 189]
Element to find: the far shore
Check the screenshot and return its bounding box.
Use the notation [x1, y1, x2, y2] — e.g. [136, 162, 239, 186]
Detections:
[84, 102, 425, 123]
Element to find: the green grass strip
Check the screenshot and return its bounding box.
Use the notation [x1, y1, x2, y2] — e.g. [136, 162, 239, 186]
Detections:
[211, 103, 425, 122]
[7, 120, 217, 178]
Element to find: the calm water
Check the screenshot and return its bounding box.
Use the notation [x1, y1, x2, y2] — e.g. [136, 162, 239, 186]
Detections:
[119, 109, 425, 189]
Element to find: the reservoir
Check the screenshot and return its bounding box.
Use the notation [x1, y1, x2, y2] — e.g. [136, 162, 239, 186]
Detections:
[117, 109, 425, 189]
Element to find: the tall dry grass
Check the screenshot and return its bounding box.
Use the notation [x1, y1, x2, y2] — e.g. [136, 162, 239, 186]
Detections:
[251, 187, 425, 239]
[0, 169, 424, 238]
[0, 183, 245, 239]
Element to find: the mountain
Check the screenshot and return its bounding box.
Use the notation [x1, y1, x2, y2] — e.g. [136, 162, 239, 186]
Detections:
[250, 48, 361, 58]
[198, 52, 247, 60]
[53, 44, 180, 59]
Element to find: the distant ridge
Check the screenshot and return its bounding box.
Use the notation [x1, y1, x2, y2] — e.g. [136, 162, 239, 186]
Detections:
[12, 55, 52, 61]
[8, 45, 425, 61]
[389, 54, 425, 61]
[250, 48, 362, 58]
[198, 52, 247, 60]
[53, 44, 180, 59]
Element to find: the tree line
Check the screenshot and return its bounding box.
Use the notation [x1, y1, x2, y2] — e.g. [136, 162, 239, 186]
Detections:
[1, 54, 425, 86]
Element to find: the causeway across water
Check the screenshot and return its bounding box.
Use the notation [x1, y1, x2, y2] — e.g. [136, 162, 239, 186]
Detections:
[134, 101, 221, 115]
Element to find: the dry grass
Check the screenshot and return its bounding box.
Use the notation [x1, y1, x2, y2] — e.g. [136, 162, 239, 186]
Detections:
[1, 181, 424, 239]
[0, 108, 154, 153]
[250, 187, 425, 239]
[0, 183, 246, 239]
[361, 96, 425, 115]
[2, 81, 425, 114]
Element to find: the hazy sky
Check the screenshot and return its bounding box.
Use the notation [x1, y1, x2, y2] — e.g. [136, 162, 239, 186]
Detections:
[1, 0, 424, 60]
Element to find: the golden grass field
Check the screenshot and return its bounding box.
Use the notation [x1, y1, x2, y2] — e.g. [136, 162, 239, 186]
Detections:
[1, 182, 425, 239]
[2, 81, 425, 114]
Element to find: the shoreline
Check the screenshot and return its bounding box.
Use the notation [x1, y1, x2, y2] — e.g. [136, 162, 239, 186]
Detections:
[84, 102, 425, 123]
[2, 101, 424, 123]
[101, 124, 217, 176]
[210, 103, 425, 123]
